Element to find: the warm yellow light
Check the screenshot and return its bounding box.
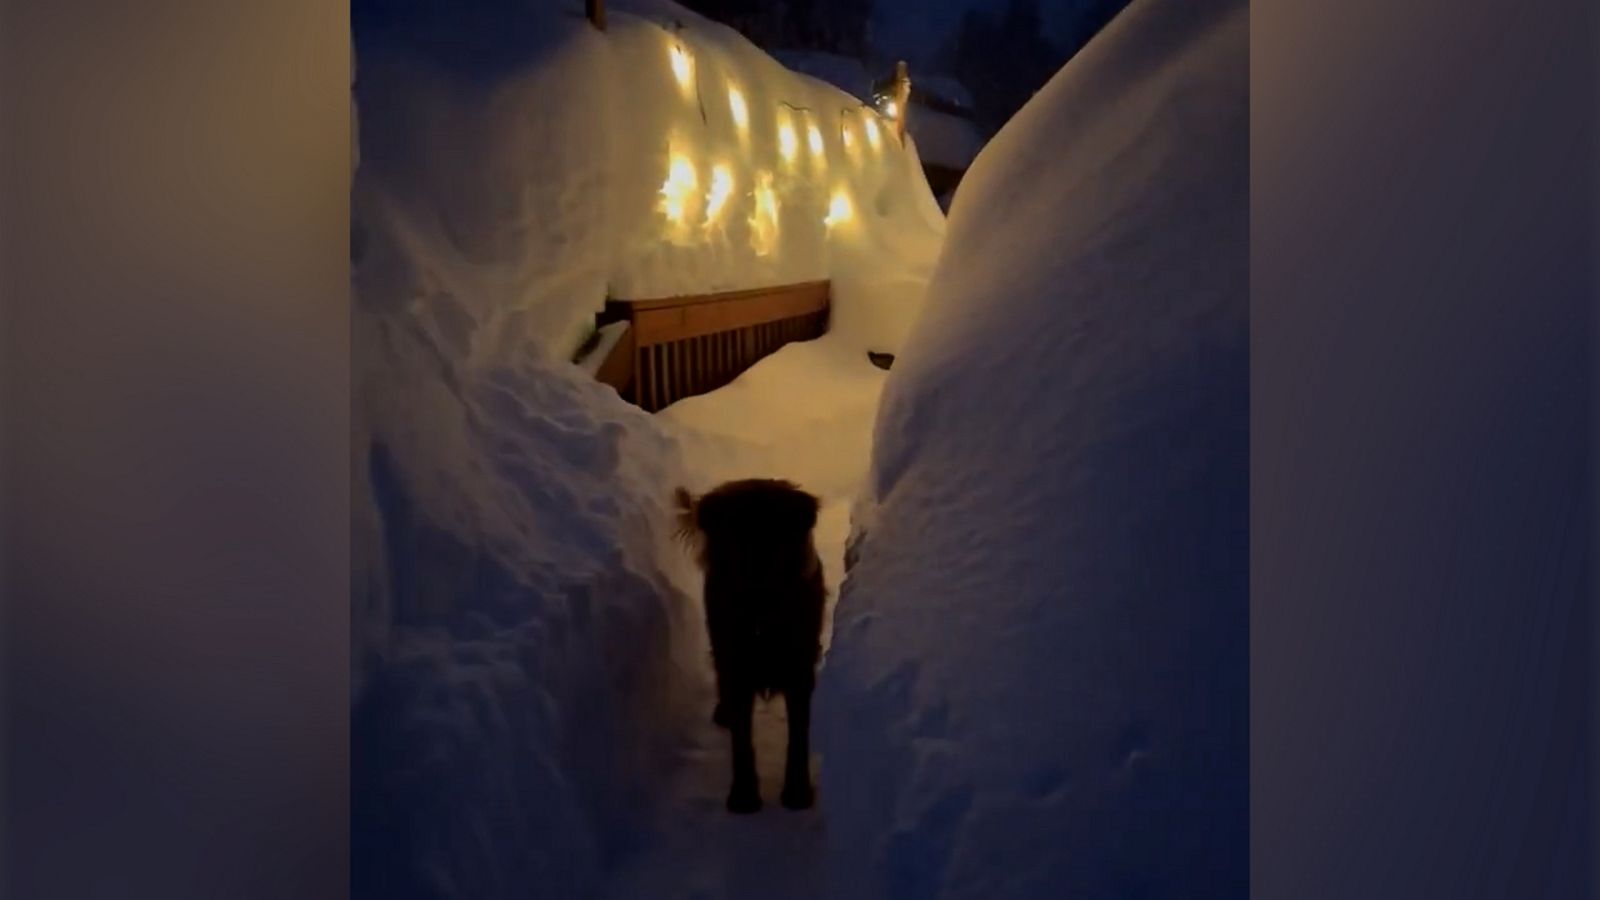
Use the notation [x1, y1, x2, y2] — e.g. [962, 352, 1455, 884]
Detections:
[824, 188, 853, 228]
[670, 45, 693, 91]
[750, 170, 780, 256]
[864, 114, 882, 149]
[807, 123, 825, 157]
[728, 86, 749, 131]
[778, 119, 798, 162]
[660, 154, 699, 224]
[882, 99, 899, 119]
[704, 164, 734, 223]
[842, 125, 855, 150]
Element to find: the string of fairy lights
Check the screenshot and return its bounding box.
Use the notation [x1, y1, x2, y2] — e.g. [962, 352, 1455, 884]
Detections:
[656, 26, 902, 247]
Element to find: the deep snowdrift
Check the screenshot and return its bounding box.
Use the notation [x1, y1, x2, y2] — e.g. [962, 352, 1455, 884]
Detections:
[351, 1, 941, 897]
[815, 0, 1249, 897]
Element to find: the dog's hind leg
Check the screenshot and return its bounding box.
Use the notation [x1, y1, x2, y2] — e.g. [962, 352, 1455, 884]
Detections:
[780, 681, 816, 810]
[724, 687, 761, 813]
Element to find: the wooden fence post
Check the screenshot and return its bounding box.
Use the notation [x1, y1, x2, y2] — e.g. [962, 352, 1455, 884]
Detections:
[893, 60, 911, 145]
[586, 0, 606, 30]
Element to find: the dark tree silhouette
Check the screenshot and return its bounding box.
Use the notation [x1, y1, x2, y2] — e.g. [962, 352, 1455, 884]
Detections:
[678, 0, 1130, 138]
[937, 0, 1132, 136]
[677, 0, 872, 56]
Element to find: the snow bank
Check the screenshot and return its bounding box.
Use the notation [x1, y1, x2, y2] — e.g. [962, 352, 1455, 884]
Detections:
[350, 344, 705, 899]
[352, 1, 943, 896]
[816, 0, 1249, 897]
[353, 0, 941, 362]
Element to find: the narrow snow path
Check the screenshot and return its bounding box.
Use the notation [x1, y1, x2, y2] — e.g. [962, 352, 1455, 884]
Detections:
[597, 336, 884, 900]
[597, 677, 830, 900]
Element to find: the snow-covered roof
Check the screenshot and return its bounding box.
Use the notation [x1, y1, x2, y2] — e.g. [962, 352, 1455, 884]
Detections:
[912, 73, 973, 109]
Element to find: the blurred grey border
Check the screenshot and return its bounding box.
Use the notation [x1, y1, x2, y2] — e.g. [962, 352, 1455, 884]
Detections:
[2, 1, 350, 897]
[1252, 0, 1595, 895]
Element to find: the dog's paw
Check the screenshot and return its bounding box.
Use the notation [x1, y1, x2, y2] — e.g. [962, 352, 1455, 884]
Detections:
[726, 784, 762, 814]
[780, 779, 814, 811]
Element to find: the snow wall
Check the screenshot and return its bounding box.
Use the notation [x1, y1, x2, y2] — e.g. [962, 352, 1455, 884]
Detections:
[350, 0, 941, 897]
[815, 0, 1249, 897]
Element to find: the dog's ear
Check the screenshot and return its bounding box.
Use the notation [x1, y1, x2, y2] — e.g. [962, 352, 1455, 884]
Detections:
[692, 489, 735, 539]
[672, 487, 700, 541]
[672, 487, 712, 570]
[780, 485, 820, 534]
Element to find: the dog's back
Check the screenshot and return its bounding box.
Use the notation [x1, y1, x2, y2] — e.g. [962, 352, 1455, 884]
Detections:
[676, 479, 825, 695]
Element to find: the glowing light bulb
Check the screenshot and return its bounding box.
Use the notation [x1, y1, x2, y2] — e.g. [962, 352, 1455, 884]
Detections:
[842, 125, 855, 150]
[778, 120, 798, 162]
[749, 170, 780, 256]
[704, 164, 734, 223]
[728, 86, 748, 131]
[670, 45, 693, 91]
[882, 99, 899, 119]
[824, 188, 852, 228]
[864, 114, 881, 149]
[660, 154, 698, 224]
[807, 123, 824, 156]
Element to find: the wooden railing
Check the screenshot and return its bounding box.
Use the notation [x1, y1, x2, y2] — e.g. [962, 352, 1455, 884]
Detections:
[591, 280, 830, 412]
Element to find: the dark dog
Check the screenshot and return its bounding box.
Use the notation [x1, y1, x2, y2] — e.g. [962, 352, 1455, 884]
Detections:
[674, 479, 826, 813]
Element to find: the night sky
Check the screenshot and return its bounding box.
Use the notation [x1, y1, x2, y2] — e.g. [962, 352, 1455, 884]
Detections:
[870, 0, 1128, 67]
